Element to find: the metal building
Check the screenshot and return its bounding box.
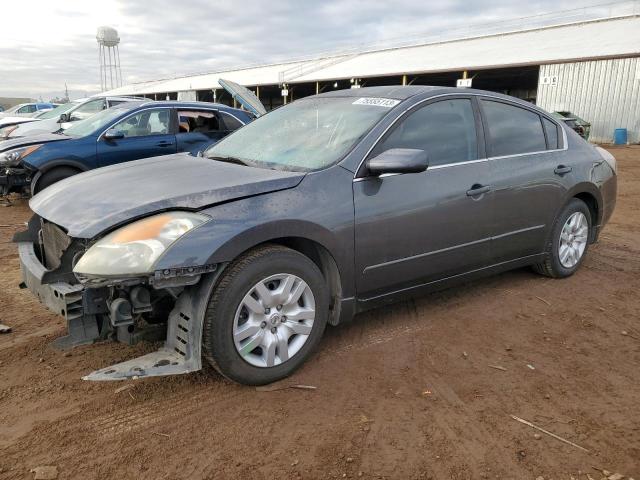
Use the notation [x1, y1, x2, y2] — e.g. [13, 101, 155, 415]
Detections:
[101, 2, 640, 143]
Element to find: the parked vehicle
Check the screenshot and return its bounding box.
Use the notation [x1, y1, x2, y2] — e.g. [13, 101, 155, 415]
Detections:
[0, 102, 80, 140]
[0, 103, 57, 130]
[0, 96, 140, 140]
[552, 111, 591, 140]
[14, 85, 616, 386]
[0, 100, 252, 195]
[0, 102, 56, 117]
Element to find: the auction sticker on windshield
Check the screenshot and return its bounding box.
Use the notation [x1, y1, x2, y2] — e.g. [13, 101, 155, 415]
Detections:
[353, 98, 400, 108]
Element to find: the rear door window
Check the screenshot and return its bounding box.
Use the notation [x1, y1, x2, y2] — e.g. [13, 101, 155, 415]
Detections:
[371, 98, 478, 167]
[177, 110, 221, 133]
[542, 117, 560, 150]
[481, 100, 546, 157]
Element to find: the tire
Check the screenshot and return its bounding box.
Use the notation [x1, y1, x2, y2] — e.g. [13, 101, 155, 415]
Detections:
[32, 166, 81, 195]
[202, 244, 329, 385]
[533, 198, 592, 278]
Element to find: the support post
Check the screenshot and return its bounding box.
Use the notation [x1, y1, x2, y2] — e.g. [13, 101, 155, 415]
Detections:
[316, 82, 319, 95]
[402, 75, 407, 86]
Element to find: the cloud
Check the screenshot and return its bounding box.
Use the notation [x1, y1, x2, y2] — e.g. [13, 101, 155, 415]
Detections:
[0, 0, 607, 99]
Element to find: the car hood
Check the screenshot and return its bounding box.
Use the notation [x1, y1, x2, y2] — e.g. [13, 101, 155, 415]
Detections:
[0, 132, 68, 152]
[30, 153, 306, 238]
[10, 117, 58, 137]
[0, 116, 38, 127]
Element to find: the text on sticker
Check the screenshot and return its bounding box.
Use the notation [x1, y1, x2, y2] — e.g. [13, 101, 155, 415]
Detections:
[353, 98, 400, 108]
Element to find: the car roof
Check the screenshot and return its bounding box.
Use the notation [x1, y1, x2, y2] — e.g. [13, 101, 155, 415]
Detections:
[121, 100, 248, 113]
[315, 85, 445, 100]
[313, 85, 531, 104]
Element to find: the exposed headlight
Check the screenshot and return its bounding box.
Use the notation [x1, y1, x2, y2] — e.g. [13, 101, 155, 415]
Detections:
[0, 144, 42, 166]
[73, 212, 209, 277]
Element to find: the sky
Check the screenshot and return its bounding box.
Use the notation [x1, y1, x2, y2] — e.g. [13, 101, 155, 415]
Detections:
[0, 0, 620, 100]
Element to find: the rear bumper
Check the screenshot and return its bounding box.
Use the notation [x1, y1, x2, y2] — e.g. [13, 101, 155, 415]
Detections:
[18, 241, 100, 348]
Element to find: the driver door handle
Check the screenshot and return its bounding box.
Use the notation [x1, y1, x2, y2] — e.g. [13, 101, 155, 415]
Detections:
[466, 184, 492, 196]
[554, 165, 572, 175]
[156, 141, 173, 147]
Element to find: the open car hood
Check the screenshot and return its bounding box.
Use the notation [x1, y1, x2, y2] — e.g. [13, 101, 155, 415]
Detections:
[30, 153, 305, 239]
[218, 78, 267, 117]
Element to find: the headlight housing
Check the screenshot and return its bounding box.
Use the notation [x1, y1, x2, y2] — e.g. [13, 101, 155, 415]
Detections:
[73, 212, 209, 277]
[0, 144, 42, 167]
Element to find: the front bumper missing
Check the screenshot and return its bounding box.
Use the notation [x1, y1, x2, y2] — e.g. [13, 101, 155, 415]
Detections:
[19, 239, 220, 381]
[0, 169, 29, 194]
[18, 241, 100, 349]
[83, 271, 219, 381]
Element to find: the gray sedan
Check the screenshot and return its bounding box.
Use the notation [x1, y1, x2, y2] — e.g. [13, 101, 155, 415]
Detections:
[15, 86, 617, 385]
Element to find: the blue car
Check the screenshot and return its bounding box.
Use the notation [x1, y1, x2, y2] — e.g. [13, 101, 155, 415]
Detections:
[0, 100, 254, 195]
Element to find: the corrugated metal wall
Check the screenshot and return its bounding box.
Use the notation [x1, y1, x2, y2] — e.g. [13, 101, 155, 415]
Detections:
[537, 58, 640, 144]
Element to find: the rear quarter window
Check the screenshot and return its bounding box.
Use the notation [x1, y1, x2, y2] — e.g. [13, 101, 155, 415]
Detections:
[481, 100, 546, 157]
[542, 117, 560, 150]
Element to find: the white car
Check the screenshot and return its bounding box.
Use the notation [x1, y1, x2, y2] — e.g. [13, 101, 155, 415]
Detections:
[0, 96, 140, 140]
[0, 103, 58, 131]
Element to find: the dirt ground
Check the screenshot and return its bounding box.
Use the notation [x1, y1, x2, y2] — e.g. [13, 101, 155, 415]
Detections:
[0, 146, 639, 480]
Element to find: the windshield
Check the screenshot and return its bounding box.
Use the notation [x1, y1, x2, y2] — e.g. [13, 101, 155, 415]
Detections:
[37, 102, 78, 120]
[64, 107, 131, 138]
[204, 97, 395, 171]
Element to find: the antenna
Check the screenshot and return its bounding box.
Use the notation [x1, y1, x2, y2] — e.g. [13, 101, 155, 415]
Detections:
[96, 26, 122, 92]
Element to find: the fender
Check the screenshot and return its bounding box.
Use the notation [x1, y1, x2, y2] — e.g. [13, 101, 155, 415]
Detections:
[155, 166, 357, 300]
[560, 181, 604, 226]
[35, 157, 91, 174]
[156, 217, 353, 295]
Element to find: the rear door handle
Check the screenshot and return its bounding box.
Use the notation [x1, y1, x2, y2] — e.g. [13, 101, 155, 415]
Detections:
[466, 184, 492, 196]
[554, 165, 572, 175]
[156, 141, 173, 147]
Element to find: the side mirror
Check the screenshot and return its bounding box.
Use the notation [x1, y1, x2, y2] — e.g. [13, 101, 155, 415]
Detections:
[196, 150, 203, 157]
[103, 129, 125, 140]
[58, 113, 70, 123]
[366, 148, 428, 176]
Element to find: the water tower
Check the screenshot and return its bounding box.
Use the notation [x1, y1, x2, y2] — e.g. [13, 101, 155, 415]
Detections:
[96, 26, 122, 91]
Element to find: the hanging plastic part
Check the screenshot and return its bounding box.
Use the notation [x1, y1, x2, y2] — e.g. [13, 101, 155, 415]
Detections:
[82, 271, 220, 381]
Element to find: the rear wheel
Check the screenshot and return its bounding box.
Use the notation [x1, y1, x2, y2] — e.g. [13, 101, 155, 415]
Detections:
[32, 166, 81, 195]
[533, 198, 591, 278]
[202, 244, 329, 385]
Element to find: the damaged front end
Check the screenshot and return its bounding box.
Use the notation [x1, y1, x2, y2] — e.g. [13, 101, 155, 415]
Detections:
[0, 165, 31, 196]
[15, 214, 222, 381]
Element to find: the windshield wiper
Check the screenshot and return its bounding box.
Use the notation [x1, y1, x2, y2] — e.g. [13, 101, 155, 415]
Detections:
[207, 155, 250, 166]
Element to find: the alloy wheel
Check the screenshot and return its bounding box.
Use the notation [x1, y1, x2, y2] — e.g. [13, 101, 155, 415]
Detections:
[558, 211, 589, 268]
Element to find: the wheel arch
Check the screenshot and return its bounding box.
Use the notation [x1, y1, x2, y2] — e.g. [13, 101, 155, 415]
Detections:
[562, 182, 603, 243]
[263, 237, 343, 326]
[30, 160, 86, 195]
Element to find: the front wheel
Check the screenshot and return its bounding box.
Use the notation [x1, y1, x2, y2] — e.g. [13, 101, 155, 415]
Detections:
[533, 198, 592, 278]
[202, 245, 329, 385]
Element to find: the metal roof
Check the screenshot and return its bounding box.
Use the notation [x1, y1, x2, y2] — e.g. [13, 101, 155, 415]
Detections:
[102, 12, 640, 97]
